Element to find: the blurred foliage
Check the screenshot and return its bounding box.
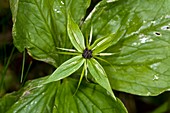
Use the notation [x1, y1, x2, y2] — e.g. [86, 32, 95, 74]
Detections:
[0, 0, 170, 113]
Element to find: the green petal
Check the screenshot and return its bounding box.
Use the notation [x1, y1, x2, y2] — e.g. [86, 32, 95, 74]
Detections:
[90, 34, 120, 54]
[44, 56, 85, 84]
[67, 14, 85, 52]
[87, 58, 116, 100]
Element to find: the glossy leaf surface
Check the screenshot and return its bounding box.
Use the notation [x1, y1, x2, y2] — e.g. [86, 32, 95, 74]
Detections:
[82, 0, 170, 96]
[10, 0, 90, 67]
[44, 56, 85, 84]
[0, 77, 127, 113]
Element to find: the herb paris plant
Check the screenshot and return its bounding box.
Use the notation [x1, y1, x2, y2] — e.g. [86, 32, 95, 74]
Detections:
[44, 14, 117, 100]
[5, 0, 170, 112]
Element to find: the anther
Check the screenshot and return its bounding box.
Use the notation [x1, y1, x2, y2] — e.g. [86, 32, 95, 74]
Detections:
[82, 48, 93, 59]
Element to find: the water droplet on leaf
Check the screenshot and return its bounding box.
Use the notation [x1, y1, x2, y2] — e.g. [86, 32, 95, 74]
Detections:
[61, 1, 64, 5]
[143, 20, 147, 23]
[42, 92, 45, 95]
[150, 63, 160, 70]
[165, 15, 170, 19]
[153, 74, 159, 80]
[132, 42, 140, 46]
[54, 8, 61, 13]
[151, 21, 156, 24]
[147, 92, 151, 96]
[139, 34, 153, 44]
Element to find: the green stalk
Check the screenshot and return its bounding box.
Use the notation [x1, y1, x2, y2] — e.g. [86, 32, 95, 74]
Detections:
[0, 47, 15, 90]
[20, 50, 25, 83]
[21, 60, 32, 86]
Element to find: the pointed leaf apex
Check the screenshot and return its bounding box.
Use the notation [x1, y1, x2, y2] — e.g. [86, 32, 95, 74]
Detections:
[67, 14, 85, 52]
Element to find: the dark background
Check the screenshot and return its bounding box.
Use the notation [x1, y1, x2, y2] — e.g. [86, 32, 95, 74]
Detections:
[0, 0, 170, 113]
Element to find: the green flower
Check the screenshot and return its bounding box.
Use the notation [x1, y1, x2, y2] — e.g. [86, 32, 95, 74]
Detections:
[44, 14, 119, 100]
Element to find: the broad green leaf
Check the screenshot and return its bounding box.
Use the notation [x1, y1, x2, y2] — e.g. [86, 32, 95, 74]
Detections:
[10, 0, 90, 67]
[105, 58, 170, 96]
[82, 0, 170, 96]
[67, 14, 85, 52]
[87, 58, 116, 100]
[0, 76, 58, 113]
[44, 56, 85, 84]
[53, 78, 127, 113]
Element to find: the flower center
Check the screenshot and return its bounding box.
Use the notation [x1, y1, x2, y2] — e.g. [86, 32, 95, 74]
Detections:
[82, 48, 93, 59]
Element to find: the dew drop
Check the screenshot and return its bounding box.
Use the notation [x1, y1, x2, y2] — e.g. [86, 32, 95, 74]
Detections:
[132, 42, 137, 46]
[160, 16, 164, 20]
[54, 8, 57, 11]
[140, 37, 148, 43]
[54, 8, 61, 13]
[42, 92, 45, 95]
[70, 61, 78, 65]
[61, 1, 64, 5]
[139, 34, 145, 38]
[139, 34, 153, 44]
[150, 63, 160, 70]
[143, 20, 146, 23]
[153, 74, 159, 80]
[147, 92, 151, 96]
[120, 62, 124, 65]
[151, 21, 156, 24]
[165, 15, 170, 19]
[132, 42, 140, 46]
[30, 101, 34, 105]
[34, 101, 37, 104]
